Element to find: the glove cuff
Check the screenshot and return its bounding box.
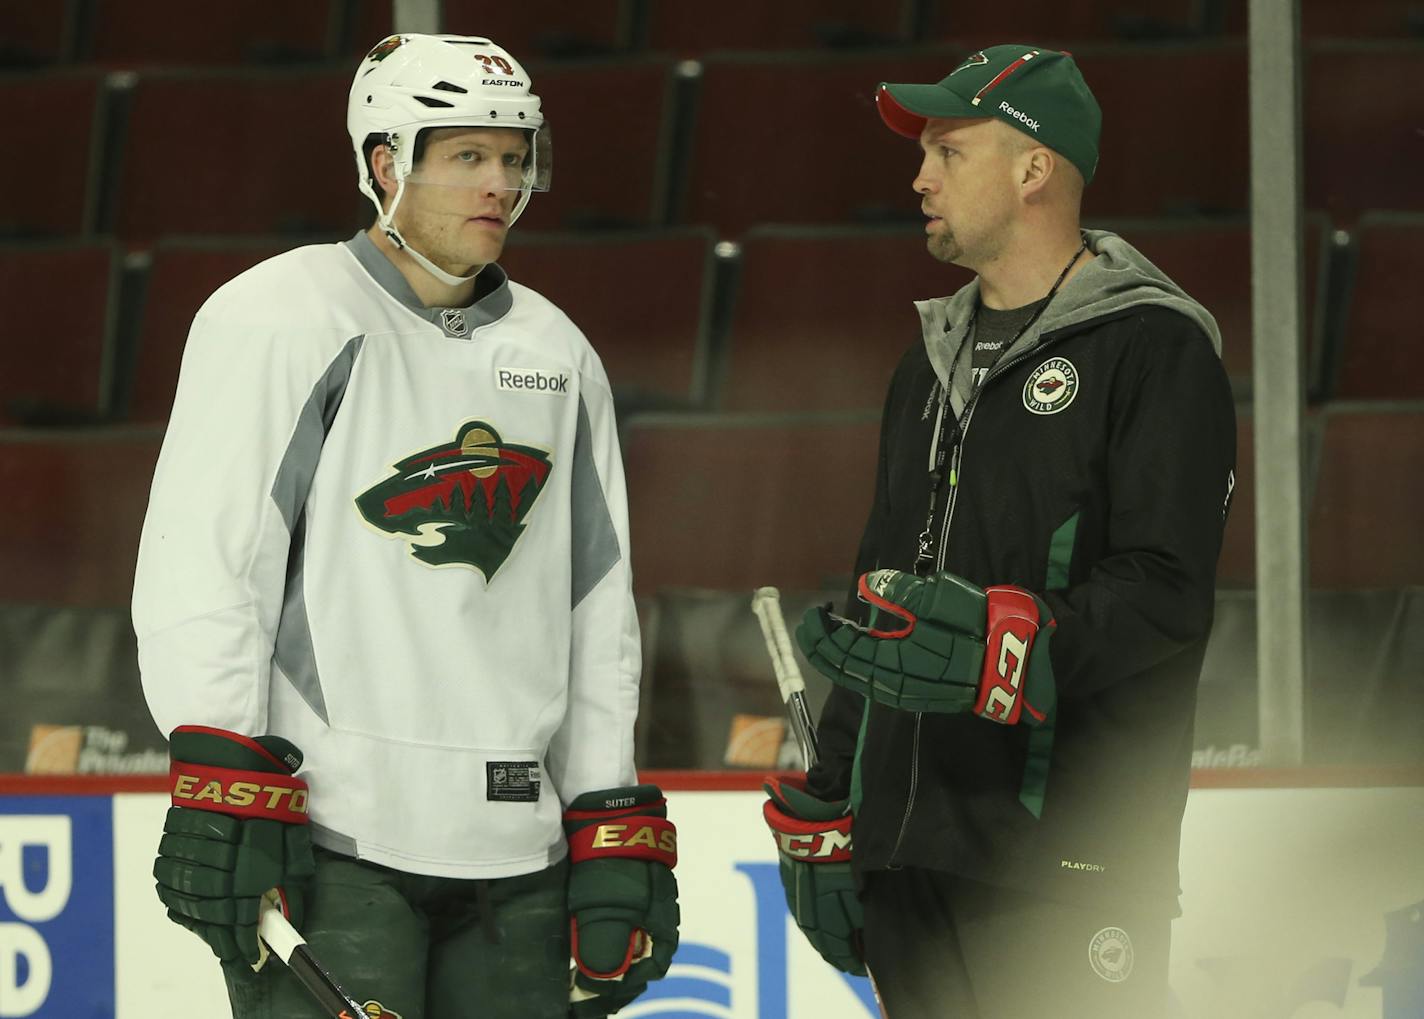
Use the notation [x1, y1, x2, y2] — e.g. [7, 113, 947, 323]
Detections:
[763, 798, 854, 863]
[169, 761, 310, 823]
[975, 585, 1055, 725]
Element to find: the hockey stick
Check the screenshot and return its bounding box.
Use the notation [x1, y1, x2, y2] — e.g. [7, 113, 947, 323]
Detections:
[751, 586, 820, 768]
[259, 903, 370, 1019]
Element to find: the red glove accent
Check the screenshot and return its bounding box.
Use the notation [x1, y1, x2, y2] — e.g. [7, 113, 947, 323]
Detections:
[974, 586, 1053, 725]
[169, 762, 310, 824]
[565, 815, 678, 869]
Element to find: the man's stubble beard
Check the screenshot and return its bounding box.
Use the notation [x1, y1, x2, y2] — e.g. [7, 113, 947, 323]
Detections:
[927, 228, 961, 265]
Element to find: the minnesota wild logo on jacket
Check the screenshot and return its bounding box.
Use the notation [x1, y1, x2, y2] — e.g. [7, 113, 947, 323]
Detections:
[355, 420, 553, 580]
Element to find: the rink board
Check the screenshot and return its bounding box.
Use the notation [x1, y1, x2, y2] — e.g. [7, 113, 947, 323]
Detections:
[0, 773, 1420, 1018]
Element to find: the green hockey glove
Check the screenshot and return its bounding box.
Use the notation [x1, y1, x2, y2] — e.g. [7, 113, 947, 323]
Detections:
[153, 725, 316, 968]
[564, 784, 680, 1017]
[795, 569, 1057, 723]
[762, 776, 865, 976]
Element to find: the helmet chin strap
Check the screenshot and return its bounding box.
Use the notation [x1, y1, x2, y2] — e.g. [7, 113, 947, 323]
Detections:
[381, 176, 479, 289]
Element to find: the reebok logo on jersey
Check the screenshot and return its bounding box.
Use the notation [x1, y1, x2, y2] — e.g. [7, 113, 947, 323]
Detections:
[355, 420, 553, 581]
[497, 367, 570, 395]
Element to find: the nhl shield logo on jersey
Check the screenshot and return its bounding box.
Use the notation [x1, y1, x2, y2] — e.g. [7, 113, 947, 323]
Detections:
[1088, 927, 1134, 983]
[355, 420, 553, 580]
[1023, 356, 1080, 415]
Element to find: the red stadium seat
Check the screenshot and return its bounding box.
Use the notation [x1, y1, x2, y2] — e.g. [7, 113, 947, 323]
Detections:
[1334, 215, 1424, 400]
[1305, 45, 1424, 221]
[89, 0, 333, 66]
[682, 51, 963, 234]
[719, 226, 971, 412]
[349, 0, 628, 61]
[0, 244, 117, 426]
[112, 70, 362, 239]
[1225, 0, 1424, 39]
[0, 429, 163, 606]
[0, 72, 103, 237]
[922, 0, 1203, 44]
[683, 45, 1249, 233]
[1079, 44, 1249, 219]
[501, 230, 716, 403]
[624, 414, 879, 592]
[644, 0, 911, 54]
[1109, 217, 1329, 392]
[127, 238, 302, 422]
[507, 59, 680, 230]
[1310, 407, 1424, 588]
[0, 2, 70, 66]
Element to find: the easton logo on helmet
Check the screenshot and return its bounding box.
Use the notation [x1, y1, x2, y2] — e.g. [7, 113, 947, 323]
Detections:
[355, 420, 553, 580]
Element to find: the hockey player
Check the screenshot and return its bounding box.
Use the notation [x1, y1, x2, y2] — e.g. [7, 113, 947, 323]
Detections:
[134, 34, 677, 1019]
[762, 45, 1236, 1017]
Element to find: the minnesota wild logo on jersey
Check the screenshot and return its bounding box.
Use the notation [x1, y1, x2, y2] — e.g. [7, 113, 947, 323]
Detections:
[355, 420, 553, 580]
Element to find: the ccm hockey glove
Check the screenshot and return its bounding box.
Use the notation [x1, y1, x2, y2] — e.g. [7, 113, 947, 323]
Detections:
[153, 726, 316, 968]
[564, 784, 680, 1017]
[762, 776, 865, 976]
[796, 569, 1057, 724]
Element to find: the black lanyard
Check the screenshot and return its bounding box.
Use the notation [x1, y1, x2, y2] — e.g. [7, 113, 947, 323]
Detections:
[912, 237, 1089, 576]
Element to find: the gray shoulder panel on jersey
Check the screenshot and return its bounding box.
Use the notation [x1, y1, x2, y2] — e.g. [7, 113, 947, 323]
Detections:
[269, 334, 365, 724]
[343, 230, 512, 338]
[570, 394, 622, 610]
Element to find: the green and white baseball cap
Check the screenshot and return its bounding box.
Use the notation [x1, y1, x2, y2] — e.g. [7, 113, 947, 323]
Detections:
[876, 44, 1102, 184]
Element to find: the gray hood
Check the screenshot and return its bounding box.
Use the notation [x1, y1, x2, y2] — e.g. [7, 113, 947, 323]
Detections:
[916, 229, 1222, 416]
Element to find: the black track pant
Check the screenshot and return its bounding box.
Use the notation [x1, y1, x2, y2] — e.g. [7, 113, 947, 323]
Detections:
[861, 867, 1172, 1019]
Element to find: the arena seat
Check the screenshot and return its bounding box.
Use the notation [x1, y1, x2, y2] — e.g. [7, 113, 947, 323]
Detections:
[644, 0, 910, 54]
[680, 51, 963, 234]
[0, 3, 70, 66]
[717, 226, 971, 412]
[1333, 215, 1424, 400]
[0, 429, 163, 606]
[1309, 406, 1424, 588]
[501, 59, 681, 230]
[1109, 217, 1329, 393]
[682, 45, 1250, 233]
[502, 230, 716, 404]
[0, 244, 117, 426]
[0, 72, 103, 237]
[922, 0, 1204, 43]
[1304, 44, 1424, 221]
[350, 0, 628, 60]
[89, 0, 333, 66]
[1225, 0, 1424, 39]
[126, 238, 302, 422]
[1079, 44, 1249, 218]
[111, 70, 361, 238]
[623, 413, 879, 593]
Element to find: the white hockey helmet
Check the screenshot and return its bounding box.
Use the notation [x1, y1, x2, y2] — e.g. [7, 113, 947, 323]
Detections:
[347, 34, 550, 283]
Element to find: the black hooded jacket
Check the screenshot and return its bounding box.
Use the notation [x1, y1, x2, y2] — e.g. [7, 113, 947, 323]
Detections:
[806, 230, 1237, 913]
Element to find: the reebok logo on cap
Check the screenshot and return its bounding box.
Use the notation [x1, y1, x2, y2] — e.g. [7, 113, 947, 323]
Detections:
[998, 101, 1040, 132]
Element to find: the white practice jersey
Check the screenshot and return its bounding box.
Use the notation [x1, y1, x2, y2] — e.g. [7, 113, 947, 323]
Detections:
[134, 233, 641, 878]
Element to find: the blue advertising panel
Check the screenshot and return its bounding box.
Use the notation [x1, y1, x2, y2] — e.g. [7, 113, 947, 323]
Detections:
[0, 796, 114, 1019]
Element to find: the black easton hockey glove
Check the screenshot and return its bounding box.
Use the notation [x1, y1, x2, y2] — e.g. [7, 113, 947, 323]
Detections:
[153, 726, 316, 968]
